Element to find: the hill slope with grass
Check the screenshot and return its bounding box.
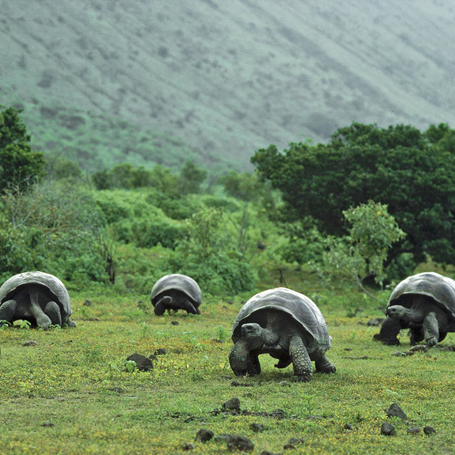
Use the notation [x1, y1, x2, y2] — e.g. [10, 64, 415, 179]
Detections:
[1, 0, 455, 171]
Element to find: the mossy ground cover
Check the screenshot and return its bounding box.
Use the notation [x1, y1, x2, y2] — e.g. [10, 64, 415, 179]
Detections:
[1, 286, 455, 455]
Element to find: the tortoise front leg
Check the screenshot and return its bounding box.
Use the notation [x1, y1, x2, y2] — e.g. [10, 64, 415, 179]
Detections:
[229, 340, 261, 377]
[289, 335, 312, 382]
[0, 299, 17, 323]
[154, 296, 172, 316]
[313, 351, 336, 374]
[379, 317, 402, 345]
[247, 352, 261, 376]
[274, 356, 292, 369]
[423, 312, 439, 347]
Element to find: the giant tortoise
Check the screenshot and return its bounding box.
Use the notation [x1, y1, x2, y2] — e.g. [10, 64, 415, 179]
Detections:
[151, 274, 201, 315]
[379, 272, 455, 347]
[0, 271, 75, 329]
[229, 287, 335, 382]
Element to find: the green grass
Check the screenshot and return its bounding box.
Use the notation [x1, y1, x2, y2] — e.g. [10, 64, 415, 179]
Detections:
[1, 287, 454, 454]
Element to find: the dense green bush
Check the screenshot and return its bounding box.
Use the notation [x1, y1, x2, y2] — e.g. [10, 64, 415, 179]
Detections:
[252, 122, 455, 271]
[130, 218, 184, 249]
[0, 213, 37, 280]
[0, 179, 112, 285]
[145, 190, 197, 220]
[94, 189, 185, 249]
[169, 207, 256, 295]
[279, 219, 326, 265]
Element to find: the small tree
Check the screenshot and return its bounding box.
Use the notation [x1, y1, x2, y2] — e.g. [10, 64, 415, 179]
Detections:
[178, 161, 207, 195]
[319, 200, 406, 298]
[0, 105, 45, 193]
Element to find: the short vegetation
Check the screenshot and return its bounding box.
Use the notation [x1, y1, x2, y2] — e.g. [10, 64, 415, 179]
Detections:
[1, 106, 455, 453]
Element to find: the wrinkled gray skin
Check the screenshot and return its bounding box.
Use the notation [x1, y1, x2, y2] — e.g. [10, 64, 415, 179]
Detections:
[0, 283, 75, 329]
[379, 295, 448, 347]
[153, 289, 200, 316]
[229, 309, 336, 382]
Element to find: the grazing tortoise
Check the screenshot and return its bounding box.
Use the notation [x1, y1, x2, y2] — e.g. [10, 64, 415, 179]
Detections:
[151, 274, 201, 316]
[378, 272, 455, 347]
[0, 271, 75, 329]
[229, 287, 335, 382]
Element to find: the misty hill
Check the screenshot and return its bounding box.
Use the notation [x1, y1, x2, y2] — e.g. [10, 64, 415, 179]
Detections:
[1, 0, 455, 172]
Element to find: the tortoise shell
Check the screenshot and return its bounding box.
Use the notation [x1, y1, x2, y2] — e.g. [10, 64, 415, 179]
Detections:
[388, 272, 455, 320]
[0, 271, 72, 322]
[151, 274, 202, 307]
[232, 287, 331, 350]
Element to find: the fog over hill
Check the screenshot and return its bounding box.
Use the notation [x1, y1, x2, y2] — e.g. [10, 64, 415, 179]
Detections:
[1, 0, 455, 170]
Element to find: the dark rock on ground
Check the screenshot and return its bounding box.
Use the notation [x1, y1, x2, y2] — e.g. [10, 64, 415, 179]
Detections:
[367, 318, 384, 326]
[386, 403, 408, 420]
[269, 409, 287, 419]
[22, 340, 37, 347]
[409, 345, 429, 353]
[424, 426, 436, 435]
[250, 423, 265, 432]
[195, 429, 214, 443]
[391, 351, 408, 357]
[154, 348, 167, 355]
[83, 300, 92, 306]
[126, 353, 154, 371]
[381, 422, 396, 436]
[284, 437, 304, 449]
[407, 425, 421, 434]
[111, 387, 125, 393]
[181, 443, 194, 450]
[222, 397, 241, 413]
[231, 381, 254, 387]
[226, 435, 254, 452]
[171, 321, 179, 326]
[41, 422, 54, 428]
[214, 434, 233, 443]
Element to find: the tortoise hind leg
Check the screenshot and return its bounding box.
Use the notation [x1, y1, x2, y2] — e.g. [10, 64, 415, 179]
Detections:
[0, 299, 17, 323]
[44, 301, 62, 326]
[154, 296, 172, 316]
[180, 297, 199, 315]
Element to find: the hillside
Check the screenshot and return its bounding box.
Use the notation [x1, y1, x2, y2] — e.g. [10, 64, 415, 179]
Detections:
[1, 0, 454, 172]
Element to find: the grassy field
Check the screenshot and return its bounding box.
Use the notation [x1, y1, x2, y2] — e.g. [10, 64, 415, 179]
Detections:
[1, 285, 454, 455]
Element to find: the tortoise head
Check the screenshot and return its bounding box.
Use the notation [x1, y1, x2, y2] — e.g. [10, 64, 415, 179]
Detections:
[241, 323, 263, 339]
